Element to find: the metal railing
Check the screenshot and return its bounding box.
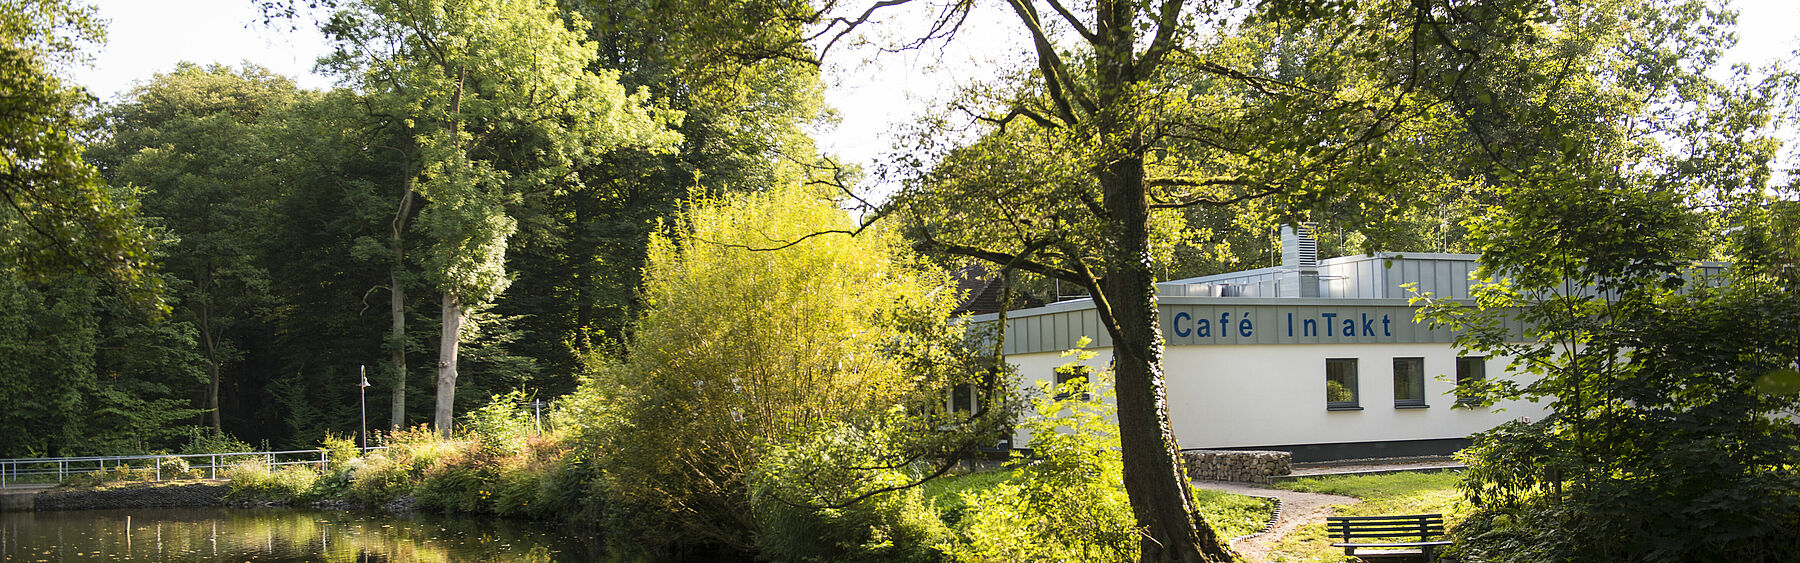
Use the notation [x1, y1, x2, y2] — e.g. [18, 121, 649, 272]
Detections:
[0, 448, 385, 489]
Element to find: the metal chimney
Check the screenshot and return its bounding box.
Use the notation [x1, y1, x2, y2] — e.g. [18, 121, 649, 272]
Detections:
[1279, 224, 1320, 297]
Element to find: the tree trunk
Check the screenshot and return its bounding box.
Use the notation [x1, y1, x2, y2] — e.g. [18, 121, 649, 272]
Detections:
[434, 292, 463, 437]
[199, 302, 222, 432]
[389, 157, 416, 431]
[390, 267, 407, 430]
[1090, 2, 1232, 555]
[1098, 156, 1235, 563]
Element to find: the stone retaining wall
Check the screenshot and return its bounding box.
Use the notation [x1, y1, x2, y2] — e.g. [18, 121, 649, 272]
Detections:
[1182, 450, 1291, 483]
[32, 482, 227, 511]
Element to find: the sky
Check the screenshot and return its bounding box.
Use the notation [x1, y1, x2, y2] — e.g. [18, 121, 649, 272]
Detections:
[65, 0, 1800, 176]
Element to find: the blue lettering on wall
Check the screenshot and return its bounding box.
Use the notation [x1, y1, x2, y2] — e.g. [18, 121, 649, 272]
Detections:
[1168, 309, 1407, 341]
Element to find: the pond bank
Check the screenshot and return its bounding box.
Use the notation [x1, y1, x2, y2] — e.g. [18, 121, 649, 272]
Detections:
[7, 481, 228, 512]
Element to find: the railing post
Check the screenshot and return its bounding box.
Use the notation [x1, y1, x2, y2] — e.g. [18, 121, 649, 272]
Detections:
[155, 455, 162, 482]
[210, 455, 217, 480]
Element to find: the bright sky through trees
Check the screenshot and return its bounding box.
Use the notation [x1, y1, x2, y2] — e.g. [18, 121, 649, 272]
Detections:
[62, 0, 1800, 184]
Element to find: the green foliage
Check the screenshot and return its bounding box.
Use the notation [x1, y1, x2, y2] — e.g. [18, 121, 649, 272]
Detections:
[571, 183, 999, 553]
[318, 433, 359, 473]
[0, 0, 159, 308]
[1388, 1, 1800, 559]
[178, 428, 256, 455]
[225, 462, 321, 502]
[414, 462, 498, 513]
[748, 418, 955, 562]
[0, 272, 205, 457]
[943, 374, 1140, 563]
[460, 390, 534, 456]
[321, 0, 680, 434]
[347, 452, 415, 505]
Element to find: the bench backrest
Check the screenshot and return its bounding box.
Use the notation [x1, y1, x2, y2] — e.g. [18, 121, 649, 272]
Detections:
[1326, 513, 1446, 542]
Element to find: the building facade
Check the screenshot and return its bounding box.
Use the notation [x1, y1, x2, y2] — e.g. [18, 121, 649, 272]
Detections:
[976, 228, 1553, 462]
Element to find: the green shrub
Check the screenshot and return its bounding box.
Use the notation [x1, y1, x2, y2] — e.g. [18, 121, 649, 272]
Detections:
[226, 463, 319, 502]
[414, 463, 497, 513]
[156, 456, 198, 479]
[318, 432, 359, 473]
[386, 424, 457, 474]
[348, 452, 414, 505]
[750, 422, 952, 562]
[462, 391, 534, 457]
[942, 373, 1139, 563]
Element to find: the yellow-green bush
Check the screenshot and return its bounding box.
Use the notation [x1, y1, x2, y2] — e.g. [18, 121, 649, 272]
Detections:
[226, 463, 320, 502]
[318, 432, 359, 472]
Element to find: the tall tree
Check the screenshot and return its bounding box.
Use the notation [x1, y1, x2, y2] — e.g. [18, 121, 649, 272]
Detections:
[487, 0, 834, 392]
[320, 0, 676, 435]
[87, 64, 297, 431]
[0, 0, 157, 308]
[854, 0, 1555, 559]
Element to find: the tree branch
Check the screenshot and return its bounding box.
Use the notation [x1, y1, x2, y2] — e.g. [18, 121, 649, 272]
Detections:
[1005, 0, 1095, 123]
[1133, 0, 1187, 79]
[1041, 0, 1096, 42]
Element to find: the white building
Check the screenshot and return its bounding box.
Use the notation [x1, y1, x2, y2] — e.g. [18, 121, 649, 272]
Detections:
[972, 227, 1553, 462]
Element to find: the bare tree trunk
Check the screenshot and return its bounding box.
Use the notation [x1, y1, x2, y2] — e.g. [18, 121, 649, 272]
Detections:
[199, 299, 222, 432]
[434, 293, 463, 437]
[389, 267, 407, 430]
[388, 160, 416, 431]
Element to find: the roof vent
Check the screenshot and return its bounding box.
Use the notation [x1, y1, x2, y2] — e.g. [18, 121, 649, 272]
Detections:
[1279, 224, 1320, 298]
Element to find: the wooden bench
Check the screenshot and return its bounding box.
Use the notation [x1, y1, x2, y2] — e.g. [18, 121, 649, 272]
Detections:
[1326, 514, 1453, 562]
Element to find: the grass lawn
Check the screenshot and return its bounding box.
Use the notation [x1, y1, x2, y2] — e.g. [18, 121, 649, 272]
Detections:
[1264, 471, 1466, 562]
[1193, 487, 1280, 539]
[921, 468, 1278, 540]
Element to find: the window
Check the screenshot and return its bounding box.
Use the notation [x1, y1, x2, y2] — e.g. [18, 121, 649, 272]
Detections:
[1394, 357, 1426, 408]
[951, 383, 977, 413]
[1456, 356, 1486, 405]
[1326, 358, 1359, 410]
[1054, 365, 1092, 401]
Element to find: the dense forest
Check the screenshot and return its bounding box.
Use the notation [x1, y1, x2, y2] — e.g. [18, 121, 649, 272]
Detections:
[2, 0, 840, 454]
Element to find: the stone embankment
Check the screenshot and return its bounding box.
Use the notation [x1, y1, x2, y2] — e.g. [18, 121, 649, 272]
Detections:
[29, 482, 228, 511]
[1181, 450, 1292, 483]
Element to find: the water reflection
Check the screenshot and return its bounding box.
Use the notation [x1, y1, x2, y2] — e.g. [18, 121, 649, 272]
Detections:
[0, 507, 595, 561]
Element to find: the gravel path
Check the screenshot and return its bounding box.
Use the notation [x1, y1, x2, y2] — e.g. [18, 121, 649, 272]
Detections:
[1194, 480, 1360, 563]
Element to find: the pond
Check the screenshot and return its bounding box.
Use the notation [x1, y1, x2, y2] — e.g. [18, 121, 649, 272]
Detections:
[0, 507, 599, 561]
